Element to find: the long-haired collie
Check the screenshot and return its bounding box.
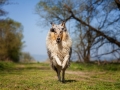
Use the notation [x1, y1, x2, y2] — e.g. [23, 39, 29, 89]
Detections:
[46, 22, 72, 82]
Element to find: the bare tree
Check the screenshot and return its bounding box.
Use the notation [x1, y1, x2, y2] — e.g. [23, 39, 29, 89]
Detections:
[115, 0, 120, 9]
[35, 0, 120, 62]
[0, 0, 8, 17]
[20, 52, 34, 63]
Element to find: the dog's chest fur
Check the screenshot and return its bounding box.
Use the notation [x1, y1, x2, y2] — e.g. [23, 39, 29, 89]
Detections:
[48, 40, 70, 61]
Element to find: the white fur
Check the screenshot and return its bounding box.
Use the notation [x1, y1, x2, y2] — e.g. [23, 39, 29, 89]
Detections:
[46, 32, 72, 67]
[46, 23, 72, 82]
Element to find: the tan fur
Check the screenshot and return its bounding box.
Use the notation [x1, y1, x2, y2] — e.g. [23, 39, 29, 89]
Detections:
[50, 31, 65, 41]
[50, 32, 56, 41]
[46, 22, 72, 82]
[50, 27, 67, 41]
[62, 32, 67, 41]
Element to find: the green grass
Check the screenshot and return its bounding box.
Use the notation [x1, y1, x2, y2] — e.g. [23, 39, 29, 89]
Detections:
[0, 61, 15, 70]
[0, 61, 120, 90]
[69, 62, 120, 71]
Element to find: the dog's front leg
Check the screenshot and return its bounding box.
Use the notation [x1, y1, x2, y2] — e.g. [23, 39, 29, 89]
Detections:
[53, 55, 62, 66]
[62, 54, 69, 69]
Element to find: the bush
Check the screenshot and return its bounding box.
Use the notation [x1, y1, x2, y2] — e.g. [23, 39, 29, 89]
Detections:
[0, 61, 15, 70]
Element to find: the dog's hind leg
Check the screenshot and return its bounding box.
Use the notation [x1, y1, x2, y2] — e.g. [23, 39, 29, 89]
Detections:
[51, 65, 61, 81]
[55, 67, 62, 81]
[57, 69, 61, 81]
[62, 69, 65, 83]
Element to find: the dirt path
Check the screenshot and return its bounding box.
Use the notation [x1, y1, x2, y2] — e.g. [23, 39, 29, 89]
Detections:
[66, 70, 115, 83]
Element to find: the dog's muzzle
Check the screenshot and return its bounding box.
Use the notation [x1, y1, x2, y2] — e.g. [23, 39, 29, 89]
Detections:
[56, 38, 61, 43]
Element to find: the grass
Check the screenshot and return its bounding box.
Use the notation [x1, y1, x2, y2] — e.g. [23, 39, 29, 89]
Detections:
[0, 61, 120, 90]
[69, 62, 120, 71]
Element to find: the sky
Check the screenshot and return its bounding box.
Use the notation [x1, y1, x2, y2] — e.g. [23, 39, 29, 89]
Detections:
[2, 0, 73, 61]
[2, 0, 118, 61]
[3, 0, 49, 57]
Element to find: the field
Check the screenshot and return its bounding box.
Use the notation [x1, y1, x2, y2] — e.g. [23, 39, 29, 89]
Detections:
[0, 61, 120, 90]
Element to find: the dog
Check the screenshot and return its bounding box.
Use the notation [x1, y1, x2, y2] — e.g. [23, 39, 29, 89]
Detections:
[46, 22, 72, 82]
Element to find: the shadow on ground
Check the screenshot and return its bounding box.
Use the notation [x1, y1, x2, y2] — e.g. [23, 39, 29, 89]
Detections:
[63, 79, 77, 83]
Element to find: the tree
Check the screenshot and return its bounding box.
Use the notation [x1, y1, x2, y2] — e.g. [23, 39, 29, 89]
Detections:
[115, 0, 120, 9]
[35, 0, 120, 62]
[0, 0, 8, 17]
[0, 18, 24, 62]
[73, 23, 100, 62]
[20, 52, 35, 63]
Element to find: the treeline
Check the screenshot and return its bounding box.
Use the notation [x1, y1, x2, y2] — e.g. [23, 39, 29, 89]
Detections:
[0, 18, 23, 62]
[0, 0, 24, 62]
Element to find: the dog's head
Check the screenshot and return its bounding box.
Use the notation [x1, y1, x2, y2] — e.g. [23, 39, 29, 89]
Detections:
[50, 22, 67, 43]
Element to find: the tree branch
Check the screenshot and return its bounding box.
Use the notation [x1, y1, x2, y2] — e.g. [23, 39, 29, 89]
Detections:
[115, 0, 120, 9]
[64, 4, 120, 47]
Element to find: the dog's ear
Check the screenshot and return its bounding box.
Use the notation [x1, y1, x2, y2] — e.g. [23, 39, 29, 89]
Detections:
[61, 21, 65, 27]
[61, 21, 67, 31]
[50, 22, 54, 26]
[50, 22, 55, 32]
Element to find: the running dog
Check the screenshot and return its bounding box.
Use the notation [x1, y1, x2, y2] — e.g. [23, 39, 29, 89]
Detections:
[46, 22, 72, 82]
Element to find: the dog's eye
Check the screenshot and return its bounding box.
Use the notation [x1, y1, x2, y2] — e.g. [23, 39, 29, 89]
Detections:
[60, 31, 62, 34]
[62, 28, 64, 30]
[62, 28, 67, 31]
[54, 31, 57, 34]
[50, 28, 55, 32]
